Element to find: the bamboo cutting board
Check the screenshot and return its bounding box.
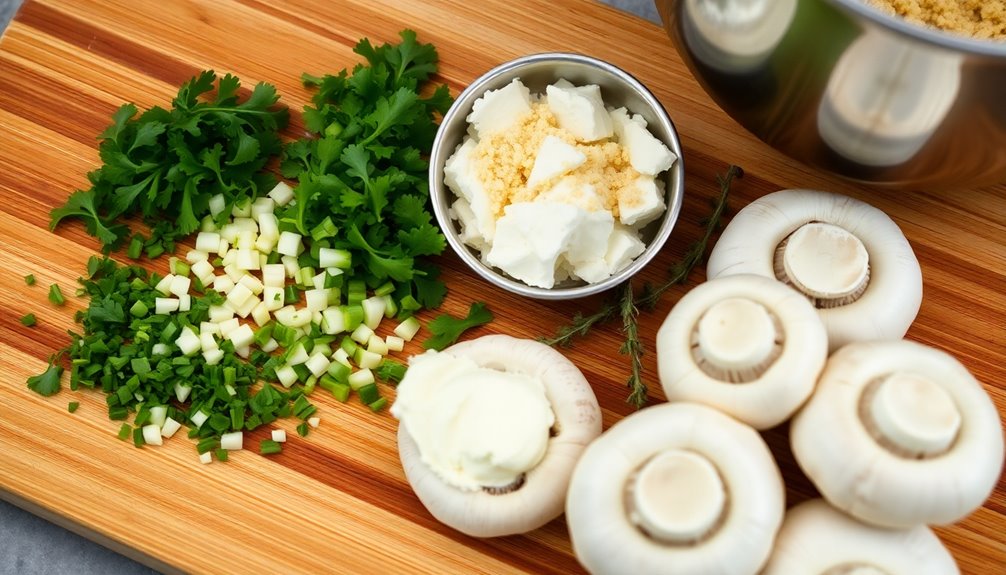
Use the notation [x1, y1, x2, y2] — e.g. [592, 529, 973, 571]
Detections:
[0, 1, 1003, 573]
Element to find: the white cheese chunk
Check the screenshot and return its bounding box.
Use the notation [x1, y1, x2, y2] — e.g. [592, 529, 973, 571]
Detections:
[537, 177, 605, 212]
[449, 198, 489, 252]
[444, 138, 496, 241]
[526, 135, 586, 190]
[566, 209, 614, 265]
[486, 202, 583, 289]
[546, 83, 613, 142]
[619, 176, 666, 227]
[609, 107, 676, 176]
[606, 225, 647, 273]
[466, 78, 532, 137]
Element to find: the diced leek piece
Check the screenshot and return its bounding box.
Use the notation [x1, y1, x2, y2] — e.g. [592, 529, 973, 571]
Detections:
[251, 301, 271, 327]
[367, 334, 389, 356]
[275, 364, 298, 388]
[277, 231, 303, 257]
[361, 297, 386, 330]
[191, 409, 210, 428]
[394, 317, 421, 341]
[304, 288, 330, 312]
[178, 294, 191, 312]
[161, 417, 182, 439]
[262, 264, 286, 288]
[142, 424, 163, 446]
[199, 452, 213, 464]
[220, 431, 243, 451]
[228, 324, 255, 349]
[208, 193, 226, 217]
[305, 352, 331, 378]
[355, 348, 382, 370]
[238, 274, 264, 295]
[175, 326, 201, 355]
[385, 335, 405, 352]
[174, 383, 192, 403]
[154, 274, 174, 296]
[203, 348, 225, 365]
[348, 368, 375, 390]
[350, 324, 374, 345]
[271, 429, 287, 443]
[149, 405, 168, 427]
[218, 317, 240, 337]
[261, 338, 279, 353]
[268, 181, 295, 206]
[318, 247, 352, 269]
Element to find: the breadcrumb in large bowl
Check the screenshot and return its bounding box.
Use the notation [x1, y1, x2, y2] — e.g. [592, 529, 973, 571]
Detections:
[867, 0, 1006, 40]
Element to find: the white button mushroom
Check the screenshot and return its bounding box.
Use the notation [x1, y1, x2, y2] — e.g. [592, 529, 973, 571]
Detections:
[566, 402, 785, 575]
[706, 189, 922, 351]
[762, 499, 959, 575]
[656, 274, 828, 429]
[393, 335, 601, 538]
[791, 340, 1004, 528]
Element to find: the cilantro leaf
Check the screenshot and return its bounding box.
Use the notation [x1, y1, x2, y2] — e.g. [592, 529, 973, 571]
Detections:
[398, 222, 445, 257]
[375, 359, 407, 385]
[422, 302, 494, 351]
[27, 364, 64, 397]
[49, 191, 126, 247]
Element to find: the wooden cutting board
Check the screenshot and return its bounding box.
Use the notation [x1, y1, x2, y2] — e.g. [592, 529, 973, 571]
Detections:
[0, 1, 1003, 573]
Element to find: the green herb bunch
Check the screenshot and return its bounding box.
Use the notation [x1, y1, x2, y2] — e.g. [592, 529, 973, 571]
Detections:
[279, 29, 453, 311]
[51, 71, 289, 255]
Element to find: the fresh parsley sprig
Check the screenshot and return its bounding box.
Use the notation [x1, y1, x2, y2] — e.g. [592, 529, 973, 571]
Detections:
[539, 165, 743, 407]
[50, 71, 289, 254]
[423, 302, 494, 351]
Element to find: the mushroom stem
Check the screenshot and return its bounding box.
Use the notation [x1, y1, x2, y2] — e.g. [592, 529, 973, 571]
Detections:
[774, 222, 870, 308]
[860, 372, 962, 458]
[822, 565, 891, 575]
[626, 449, 727, 544]
[691, 298, 783, 382]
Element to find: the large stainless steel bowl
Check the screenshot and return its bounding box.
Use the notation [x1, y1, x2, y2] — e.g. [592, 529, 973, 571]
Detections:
[659, 0, 1006, 188]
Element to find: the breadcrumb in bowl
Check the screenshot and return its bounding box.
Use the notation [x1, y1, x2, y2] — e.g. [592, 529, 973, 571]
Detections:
[867, 0, 1006, 40]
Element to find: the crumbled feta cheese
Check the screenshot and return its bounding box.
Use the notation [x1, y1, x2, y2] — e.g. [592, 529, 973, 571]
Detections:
[486, 202, 583, 288]
[546, 83, 613, 142]
[566, 210, 614, 267]
[537, 177, 606, 213]
[609, 107, 677, 175]
[526, 135, 587, 190]
[605, 225, 647, 273]
[449, 198, 489, 253]
[444, 139, 496, 241]
[619, 176, 666, 227]
[466, 78, 532, 137]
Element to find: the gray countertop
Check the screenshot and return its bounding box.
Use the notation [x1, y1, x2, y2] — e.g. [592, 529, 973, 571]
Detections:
[0, 0, 659, 573]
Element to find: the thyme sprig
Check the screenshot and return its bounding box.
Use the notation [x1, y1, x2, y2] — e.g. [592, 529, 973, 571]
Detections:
[539, 165, 743, 408]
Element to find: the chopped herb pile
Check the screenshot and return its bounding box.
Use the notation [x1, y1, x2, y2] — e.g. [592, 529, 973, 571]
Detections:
[50, 71, 289, 254]
[423, 301, 493, 351]
[279, 29, 452, 311]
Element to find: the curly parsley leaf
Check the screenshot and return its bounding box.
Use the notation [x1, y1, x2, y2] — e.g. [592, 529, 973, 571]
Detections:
[422, 302, 493, 351]
[27, 364, 64, 397]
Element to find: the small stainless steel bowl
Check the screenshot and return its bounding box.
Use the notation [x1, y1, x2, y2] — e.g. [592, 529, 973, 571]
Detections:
[429, 53, 685, 300]
[659, 0, 1006, 189]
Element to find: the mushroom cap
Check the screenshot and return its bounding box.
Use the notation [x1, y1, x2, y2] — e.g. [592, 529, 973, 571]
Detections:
[396, 335, 601, 537]
[566, 402, 785, 575]
[762, 499, 959, 575]
[791, 340, 1004, 528]
[656, 274, 828, 429]
[706, 189, 922, 351]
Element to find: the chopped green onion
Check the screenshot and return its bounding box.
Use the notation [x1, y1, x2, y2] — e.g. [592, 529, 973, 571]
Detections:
[374, 281, 395, 297]
[215, 448, 229, 462]
[197, 437, 220, 454]
[284, 284, 300, 304]
[132, 427, 145, 448]
[127, 235, 144, 259]
[129, 300, 149, 317]
[357, 383, 380, 406]
[20, 313, 36, 327]
[117, 423, 131, 440]
[68, 401, 79, 413]
[296, 422, 310, 437]
[145, 241, 165, 260]
[24, 274, 36, 286]
[260, 439, 283, 455]
[48, 284, 65, 306]
[310, 217, 339, 241]
[368, 397, 388, 412]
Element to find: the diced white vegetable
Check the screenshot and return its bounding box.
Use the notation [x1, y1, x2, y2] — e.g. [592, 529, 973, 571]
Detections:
[200, 331, 218, 352]
[311, 271, 328, 290]
[208, 193, 226, 217]
[175, 326, 200, 355]
[154, 274, 174, 296]
[155, 297, 179, 315]
[251, 301, 271, 327]
[305, 288, 330, 312]
[257, 212, 279, 240]
[142, 424, 163, 446]
[268, 181, 295, 206]
[361, 297, 386, 330]
[203, 348, 224, 365]
[275, 307, 312, 328]
[191, 260, 215, 284]
[152, 343, 170, 356]
[351, 324, 375, 345]
[394, 317, 421, 341]
[262, 286, 284, 311]
[230, 294, 258, 319]
[385, 335, 405, 352]
[319, 247, 352, 269]
[275, 364, 298, 388]
[231, 200, 252, 218]
[228, 324, 255, 349]
[220, 431, 243, 451]
[259, 253, 269, 270]
[312, 310, 324, 327]
[149, 405, 168, 427]
[217, 238, 230, 257]
[271, 429, 287, 443]
[200, 321, 220, 335]
[161, 417, 182, 439]
[261, 338, 279, 353]
[199, 452, 213, 464]
[262, 264, 286, 288]
[218, 317, 240, 337]
[213, 275, 235, 294]
[178, 294, 191, 312]
[234, 345, 250, 359]
[226, 282, 254, 308]
[367, 334, 389, 356]
[167, 275, 190, 297]
[348, 368, 375, 389]
[321, 308, 346, 335]
[308, 417, 320, 429]
[356, 349, 382, 370]
[251, 197, 275, 219]
[200, 215, 218, 233]
[254, 234, 276, 253]
[277, 231, 303, 257]
[186, 249, 210, 263]
[209, 305, 234, 323]
[281, 255, 300, 278]
[235, 248, 261, 271]
[196, 232, 221, 253]
[332, 348, 351, 367]
[286, 343, 310, 366]
[191, 409, 209, 428]
[174, 383, 192, 403]
[238, 274, 264, 295]
[224, 384, 237, 396]
[305, 352, 331, 377]
[224, 263, 244, 282]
